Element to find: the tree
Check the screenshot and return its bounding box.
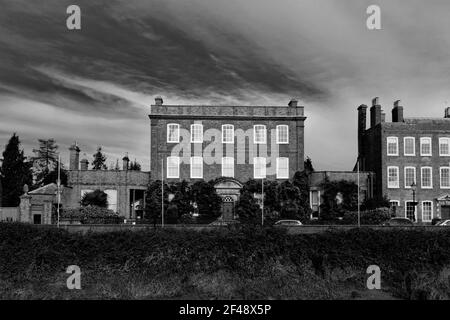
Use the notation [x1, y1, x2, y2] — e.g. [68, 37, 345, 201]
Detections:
[81, 189, 108, 208]
[0, 134, 33, 207]
[235, 191, 261, 224]
[144, 180, 168, 225]
[190, 180, 222, 218]
[129, 159, 142, 171]
[32, 139, 59, 187]
[292, 170, 312, 221]
[42, 167, 68, 186]
[92, 147, 107, 170]
[304, 157, 315, 174]
[319, 179, 358, 220]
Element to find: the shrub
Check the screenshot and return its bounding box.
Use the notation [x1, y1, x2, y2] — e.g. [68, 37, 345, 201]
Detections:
[342, 208, 391, 225]
[81, 189, 108, 208]
[61, 206, 120, 224]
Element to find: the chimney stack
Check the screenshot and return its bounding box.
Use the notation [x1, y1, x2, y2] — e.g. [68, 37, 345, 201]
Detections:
[288, 98, 298, 107]
[69, 142, 80, 171]
[392, 100, 404, 122]
[370, 97, 382, 128]
[357, 104, 368, 157]
[445, 107, 450, 118]
[80, 157, 89, 171]
[122, 153, 130, 171]
[155, 96, 163, 106]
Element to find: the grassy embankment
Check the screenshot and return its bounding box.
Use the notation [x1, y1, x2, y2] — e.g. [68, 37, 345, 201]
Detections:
[0, 223, 449, 299]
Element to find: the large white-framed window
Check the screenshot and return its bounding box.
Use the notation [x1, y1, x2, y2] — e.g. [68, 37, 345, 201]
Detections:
[420, 137, 432, 156]
[221, 157, 234, 177]
[167, 156, 180, 178]
[222, 124, 234, 144]
[387, 137, 398, 156]
[404, 137, 415, 156]
[405, 201, 416, 222]
[276, 125, 289, 144]
[440, 167, 450, 188]
[439, 137, 450, 156]
[167, 123, 180, 143]
[254, 125, 266, 144]
[276, 157, 289, 179]
[190, 156, 203, 179]
[421, 201, 433, 222]
[190, 124, 203, 143]
[404, 166, 416, 188]
[421, 167, 432, 189]
[253, 157, 266, 179]
[387, 166, 399, 188]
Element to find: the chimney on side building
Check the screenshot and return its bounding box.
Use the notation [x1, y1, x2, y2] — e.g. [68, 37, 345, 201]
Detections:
[392, 100, 404, 122]
[288, 98, 298, 107]
[80, 157, 89, 171]
[357, 104, 368, 157]
[69, 142, 80, 171]
[445, 107, 450, 118]
[381, 111, 386, 123]
[370, 97, 382, 128]
[123, 153, 130, 171]
[155, 96, 163, 106]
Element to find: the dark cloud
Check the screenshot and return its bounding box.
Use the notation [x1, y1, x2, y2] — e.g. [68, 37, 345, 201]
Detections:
[1, 0, 450, 170]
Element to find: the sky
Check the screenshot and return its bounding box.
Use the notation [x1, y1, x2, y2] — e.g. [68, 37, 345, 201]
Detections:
[1, 0, 450, 171]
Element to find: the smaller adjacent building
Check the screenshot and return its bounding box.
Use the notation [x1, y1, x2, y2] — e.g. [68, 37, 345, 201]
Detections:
[18, 143, 151, 224]
[308, 171, 374, 218]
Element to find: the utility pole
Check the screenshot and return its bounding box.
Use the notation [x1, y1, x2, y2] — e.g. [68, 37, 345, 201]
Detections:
[161, 159, 164, 228]
[261, 178, 264, 226]
[357, 157, 360, 228]
[57, 154, 61, 228]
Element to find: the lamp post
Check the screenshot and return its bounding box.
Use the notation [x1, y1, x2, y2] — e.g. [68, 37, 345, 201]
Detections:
[410, 182, 418, 222]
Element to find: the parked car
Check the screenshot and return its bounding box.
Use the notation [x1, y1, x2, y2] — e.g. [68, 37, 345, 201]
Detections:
[437, 219, 450, 226]
[274, 220, 303, 226]
[209, 220, 239, 226]
[382, 217, 414, 226]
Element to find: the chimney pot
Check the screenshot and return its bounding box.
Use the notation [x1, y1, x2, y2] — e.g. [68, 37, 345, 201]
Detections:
[288, 98, 298, 107]
[80, 158, 89, 171]
[155, 96, 163, 105]
[392, 100, 404, 122]
[372, 97, 380, 106]
[445, 107, 450, 118]
[122, 153, 130, 171]
[69, 142, 81, 171]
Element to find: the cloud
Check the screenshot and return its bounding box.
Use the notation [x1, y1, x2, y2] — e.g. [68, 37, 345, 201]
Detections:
[1, 0, 450, 171]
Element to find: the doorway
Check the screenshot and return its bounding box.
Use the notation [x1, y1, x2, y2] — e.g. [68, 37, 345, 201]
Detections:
[33, 214, 42, 224]
[441, 206, 450, 220]
[221, 196, 235, 220]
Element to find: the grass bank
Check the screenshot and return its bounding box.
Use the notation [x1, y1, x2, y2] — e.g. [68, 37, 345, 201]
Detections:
[0, 223, 449, 299]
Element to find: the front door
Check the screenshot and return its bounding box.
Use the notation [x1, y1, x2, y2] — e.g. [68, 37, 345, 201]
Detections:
[33, 214, 42, 224]
[221, 196, 234, 220]
[406, 202, 416, 222]
[441, 206, 450, 220]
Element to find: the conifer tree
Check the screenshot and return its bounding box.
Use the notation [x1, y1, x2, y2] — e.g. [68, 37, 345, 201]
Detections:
[92, 146, 107, 170]
[0, 133, 33, 206]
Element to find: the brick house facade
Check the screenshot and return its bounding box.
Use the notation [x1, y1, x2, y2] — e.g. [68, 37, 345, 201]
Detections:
[358, 97, 450, 223]
[149, 97, 306, 219]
